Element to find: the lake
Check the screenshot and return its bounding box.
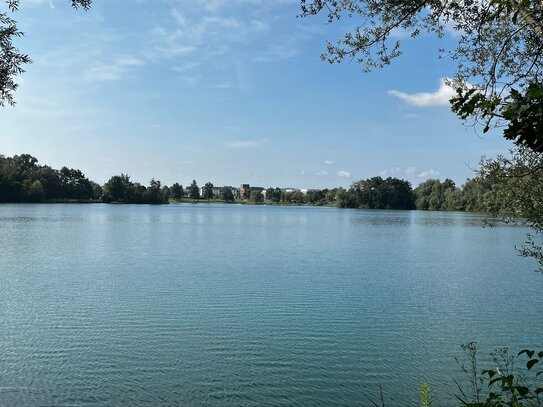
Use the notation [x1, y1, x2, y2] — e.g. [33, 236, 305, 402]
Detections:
[1, 203, 541, 406]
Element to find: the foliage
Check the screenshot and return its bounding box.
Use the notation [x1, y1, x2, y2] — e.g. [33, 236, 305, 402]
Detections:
[170, 182, 184, 199]
[1, 0, 92, 106]
[189, 180, 200, 200]
[203, 182, 214, 200]
[0, 154, 95, 202]
[340, 176, 416, 209]
[419, 383, 433, 407]
[414, 179, 459, 211]
[265, 187, 282, 203]
[250, 189, 264, 203]
[221, 186, 235, 202]
[455, 342, 543, 406]
[477, 147, 543, 271]
[300, 0, 543, 151]
[102, 175, 168, 204]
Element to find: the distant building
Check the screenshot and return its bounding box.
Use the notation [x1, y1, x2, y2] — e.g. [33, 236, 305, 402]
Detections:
[199, 185, 223, 198]
[281, 188, 300, 193]
[240, 184, 250, 199]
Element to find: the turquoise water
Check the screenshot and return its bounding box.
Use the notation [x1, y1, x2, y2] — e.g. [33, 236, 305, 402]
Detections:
[0, 204, 541, 406]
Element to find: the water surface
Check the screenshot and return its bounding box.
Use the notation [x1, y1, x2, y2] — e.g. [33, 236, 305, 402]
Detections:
[0, 204, 541, 406]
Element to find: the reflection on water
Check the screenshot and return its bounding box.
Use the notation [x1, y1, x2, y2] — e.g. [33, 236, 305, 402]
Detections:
[0, 204, 541, 406]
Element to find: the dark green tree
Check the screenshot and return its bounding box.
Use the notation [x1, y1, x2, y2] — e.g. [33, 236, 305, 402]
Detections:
[265, 187, 282, 203]
[102, 174, 132, 203]
[189, 180, 200, 200]
[250, 190, 264, 203]
[144, 178, 165, 204]
[203, 182, 214, 200]
[161, 185, 171, 201]
[170, 183, 184, 199]
[27, 180, 44, 202]
[340, 176, 415, 209]
[221, 186, 235, 202]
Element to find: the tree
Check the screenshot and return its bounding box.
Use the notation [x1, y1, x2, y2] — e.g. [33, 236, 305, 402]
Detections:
[250, 190, 264, 203]
[221, 186, 235, 202]
[300, 0, 543, 151]
[414, 178, 459, 211]
[265, 187, 282, 203]
[203, 182, 214, 200]
[144, 178, 165, 204]
[161, 185, 171, 201]
[27, 180, 44, 202]
[340, 176, 415, 209]
[189, 180, 200, 200]
[1, 0, 92, 107]
[478, 147, 543, 271]
[102, 174, 132, 203]
[170, 182, 184, 199]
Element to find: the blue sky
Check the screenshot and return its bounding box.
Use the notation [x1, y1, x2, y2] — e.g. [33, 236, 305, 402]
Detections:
[0, 0, 513, 189]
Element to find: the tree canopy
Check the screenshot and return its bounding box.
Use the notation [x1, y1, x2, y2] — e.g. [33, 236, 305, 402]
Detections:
[1, 0, 92, 107]
[300, 0, 543, 152]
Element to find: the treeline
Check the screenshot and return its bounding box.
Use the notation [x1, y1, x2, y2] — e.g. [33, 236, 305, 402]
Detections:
[264, 187, 343, 205]
[0, 153, 519, 212]
[337, 175, 513, 212]
[0, 154, 102, 202]
[0, 154, 171, 204]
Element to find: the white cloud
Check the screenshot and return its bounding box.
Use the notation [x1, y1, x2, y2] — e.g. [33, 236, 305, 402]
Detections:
[224, 140, 262, 149]
[324, 160, 333, 165]
[378, 167, 401, 177]
[316, 170, 328, 176]
[83, 56, 144, 82]
[405, 166, 418, 177]
[300, 170, 305, 176]
[337, 170, 351, 178]
[388, 78, 455, 107]
[417, 169, 440, 178]
[404, 166, 440, 179]
[208, 82, 233, 89]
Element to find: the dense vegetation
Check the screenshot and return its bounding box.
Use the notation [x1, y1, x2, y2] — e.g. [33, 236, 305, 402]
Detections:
[0, 151, 538, 213]
[0, 154, 101, 202]
[0, 154, 168, 204]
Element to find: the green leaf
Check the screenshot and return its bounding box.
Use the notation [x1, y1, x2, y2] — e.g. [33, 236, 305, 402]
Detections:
[527, 359, 539, 370]
[519, 349, 535, 358]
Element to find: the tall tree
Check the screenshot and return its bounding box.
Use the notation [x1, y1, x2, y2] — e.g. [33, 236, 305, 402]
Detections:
[189, 180, 200, 200]
[203, 182, 214, 200]
[251, 189, 264, 203]
[300, 0, 543, 151]
[170, 183, 184, 199]
[221, 186, 235, 202]
[1, 0, 92, 107]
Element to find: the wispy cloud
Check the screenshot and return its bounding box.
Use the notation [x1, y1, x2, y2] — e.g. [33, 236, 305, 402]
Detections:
[208, 82, 233, 89]
[316, 170, 328, 176]
[83, 56, 144, 82]
[324, 160, 333, 165]
[378, 167, 401, 177]
[388, 78, 455, 107]
[417, 169, 439, 178]
[381, 166, 440, 180]
[337, 170, 351, 178]
[223, 140, 263, 149]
